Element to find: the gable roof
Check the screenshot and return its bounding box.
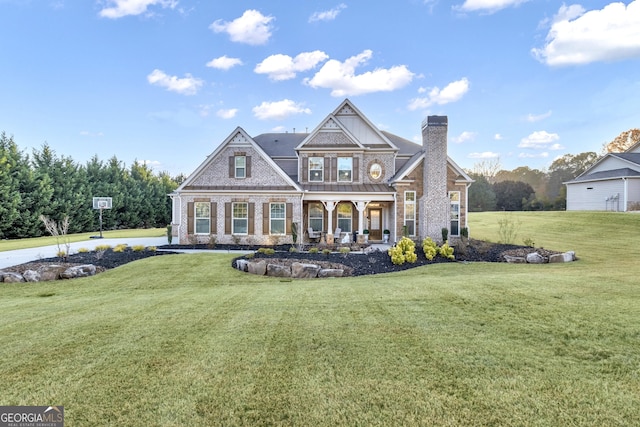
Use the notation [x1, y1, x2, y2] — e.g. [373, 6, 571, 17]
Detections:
[253, 133, 307, 157]
[570, 150, 640, 184]
[567, 168, 640, 183]
[176, 127, 300, 192]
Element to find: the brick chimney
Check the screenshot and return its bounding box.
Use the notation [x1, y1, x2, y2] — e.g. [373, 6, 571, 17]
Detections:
[421, 116, 449, 241]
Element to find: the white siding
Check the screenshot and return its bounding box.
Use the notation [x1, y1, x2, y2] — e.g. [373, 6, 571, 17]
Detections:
[567, 179, 625, 211]
[590, 156, 635, 173]
[628, 178, 640, 210]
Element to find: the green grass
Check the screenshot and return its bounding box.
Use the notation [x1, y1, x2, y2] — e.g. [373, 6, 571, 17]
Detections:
[0, 228, 165, 252]
[1, 212, 639, 426]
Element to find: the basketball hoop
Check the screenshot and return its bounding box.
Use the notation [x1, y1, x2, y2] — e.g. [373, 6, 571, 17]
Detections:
[92, 197, 113, 238]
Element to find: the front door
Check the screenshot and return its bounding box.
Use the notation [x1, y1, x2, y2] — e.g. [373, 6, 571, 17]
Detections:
[368, 208, 382, 240]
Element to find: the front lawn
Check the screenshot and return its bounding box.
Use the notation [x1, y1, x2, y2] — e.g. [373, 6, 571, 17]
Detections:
[1, 212, 639, 426]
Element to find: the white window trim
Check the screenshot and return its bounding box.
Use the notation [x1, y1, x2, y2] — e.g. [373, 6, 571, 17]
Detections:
[235, 156, 246, 179]
[232, 202, 248, 235]
[195, 202, 210, 235]
[309, 157, 324, 182]
[270, 202, 286, 236]
[308, 203, 324, 232]
[337, 157, 353, 183]
[404, 191, 416, 237]
[337, 203, 352, 233]
[450, 191, 461, 237]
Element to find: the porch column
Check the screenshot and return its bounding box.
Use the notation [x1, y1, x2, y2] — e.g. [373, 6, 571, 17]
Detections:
[354, 201, 370, 234]
[322, 201, 337, 234]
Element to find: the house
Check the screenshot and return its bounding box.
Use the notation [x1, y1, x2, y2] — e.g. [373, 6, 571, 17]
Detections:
[170, 99, 473, 245]
[565, 142, 640, 211]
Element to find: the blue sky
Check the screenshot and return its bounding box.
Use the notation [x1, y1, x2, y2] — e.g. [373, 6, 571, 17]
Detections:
[1, 0, 639, 176]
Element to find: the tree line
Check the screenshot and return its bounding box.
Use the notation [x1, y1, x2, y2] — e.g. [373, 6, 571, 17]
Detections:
[0, 132, 183, 239]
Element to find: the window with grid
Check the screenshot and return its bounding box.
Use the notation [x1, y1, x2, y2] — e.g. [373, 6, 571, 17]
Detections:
[235, 156, 246, 178]
[232, 202, 248, 234]
[309, 157, 324, 182]
[308, 203, 323, 232]
[450, 191, 460, 236]
[195, 202, 210, 234]
[270, 203, 286, 235]
[404, 191, 416, 236]
[337, 203, 352, 233]
[337, 157, 352, 182]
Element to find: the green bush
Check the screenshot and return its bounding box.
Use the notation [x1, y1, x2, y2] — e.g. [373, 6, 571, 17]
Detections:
[339, 247, 350, 254]
[77, 247, 89, 253]
[94, 244, 111, 251]
[438, 242, 455, 260]
[308, 247, 319, 254]
[388, 237, 417, 265]
[441, 227, 449, 243]
[289, 247, 298, 253]
[132, 245, 146, 252]
[322, 249, 332, 255]
[257, 247, 275, 255]
[422, 237, 438, 261]
[113, 244, 128, 253]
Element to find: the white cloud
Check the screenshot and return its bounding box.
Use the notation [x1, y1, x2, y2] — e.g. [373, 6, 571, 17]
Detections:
[216, 108, 238, 119]
[255, 51, 329, 81]
[99, 0, 177, 18]
[147, 69, 203, 95]
[494, 133, 504, 140]
[549, 143, 565, 151]
[468, 151, 501, 159]
[142, 159, 162, 168]
[518, 152, 549, 159]
[252, 99, 312, 120]
[452, 131, 477, 144]
[210, 9, 274, 46]
[304, 50, 414, 97]
[532, 1, 640, 66]
[518, 130, 560, 149]
[309, 4, 347, 22]
[456, 0, 529, 13]
[526, 110, 552, 122]
[407, 77, 470, 110]
[80, 131, 104, 137]
[206, 55, 243, 70]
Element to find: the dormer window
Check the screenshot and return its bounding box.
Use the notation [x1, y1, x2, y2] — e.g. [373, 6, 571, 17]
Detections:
[338, 157, 352, 182]
[309, 157, 324, 182]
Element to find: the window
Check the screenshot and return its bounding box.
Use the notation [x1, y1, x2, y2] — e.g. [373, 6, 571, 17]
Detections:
[337, 203, 352, 233]
[195, 202, 210, 234]
[232, 202, 248, 234]
[369, 163, 382, 180]
[270, 203, 286, 235]
[338, 157, 352, 182]
[404, 191, 416, 236]
[235, 156, 246, 178]
[450, 191, 460, 237]
[309, 157, 324, 182]
[309, 203, 323, 232]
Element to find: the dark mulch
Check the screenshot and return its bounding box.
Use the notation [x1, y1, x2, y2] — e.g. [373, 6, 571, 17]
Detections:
[3, 240, 561, 277]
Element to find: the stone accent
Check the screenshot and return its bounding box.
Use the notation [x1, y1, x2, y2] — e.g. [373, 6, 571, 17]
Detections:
[60, 264, 96, 279]
[235, 259, 249, 272]
[503, 251, 576, 264]
[23, 270, 41, 282]
[503, 255, 527, 264]
[421, 116, 450, 241]
[247, 260, 267, 276]
[291, 262, 321, 278]
[318, 269, 344, 278]
[267, 263, 292, 278]
[2, 272, 25, 283]
[549, 251, 576, 263]
[526, 253, 545, 264]
[39, 265, 69, 281]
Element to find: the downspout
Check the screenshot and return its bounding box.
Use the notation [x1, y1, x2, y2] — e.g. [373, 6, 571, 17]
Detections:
[623, 177, 628, 212]
[465, 182, 472, 233]
[393, 191, 397, 244]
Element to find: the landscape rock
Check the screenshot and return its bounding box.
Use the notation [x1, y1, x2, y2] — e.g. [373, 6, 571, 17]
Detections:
[23, 270, 41, 282]
[247, 260, 267, 276]
[526, 252, 545, 264]
[2, 272, 25, 283]
[60, 264, 96, 279]
[318, 269, 344, 278]
[363, 246, 381, 255]
[38, 265, 69, 281]
[549, 252, 576, 263]
[503, 255, 527, 264]
[267, 263, 292, 278]
[291, 262, 320, 279]
[235, 259, 249, 272]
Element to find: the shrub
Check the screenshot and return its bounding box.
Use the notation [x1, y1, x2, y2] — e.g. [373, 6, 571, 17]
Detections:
[308, 247, 319, 254]
[257, 247, 275, 255]
[166, 224, 172, 244]
[95, 244, 112, 252]
[132, 245, 146, 252]
[439, 242, 455, 260]
[245, 253, 255, 259]
[56, 250, 67, 258]
[339, 246, 350, 254]
[322, 249, 332, 255]
[498, 213, 521, 244]
[388, 237, 417, 265]
[147, 246, 157, 252]
[422, 237, 438, 261]
[77, 247, 90, 253]
[441, 227, 449, 243]
[289, 247, 298, 253]
[113, 244, 128, 253]
[461, 227, 469, 239]
[523, 237, 535, 247]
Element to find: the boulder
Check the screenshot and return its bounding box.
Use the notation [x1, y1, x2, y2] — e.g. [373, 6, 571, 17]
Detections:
[23, 270, 41, 282]
[267, 263, 292, 278]
[291, 262, 320, 279]
[503, 255, 526, 264]
[2, 272, 25, 283]
[549, 252, 576, 263]
[60, 264, 96, 279]
[38, 265, 68, 281]
[526, 252, 545, 264]
[363, 246, 380, 255]
[318, 269, 344, 278]
[247, 260, 267, 276]
[235, 259, 249, 272]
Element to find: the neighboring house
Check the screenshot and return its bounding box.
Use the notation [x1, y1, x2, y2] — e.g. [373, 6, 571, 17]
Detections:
[170, 99, 473, 245]
[565, 142, 640, 211]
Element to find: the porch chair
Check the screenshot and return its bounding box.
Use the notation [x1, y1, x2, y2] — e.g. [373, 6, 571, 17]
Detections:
[333, 227, 342, 242]
[308, 227, 321, 243]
